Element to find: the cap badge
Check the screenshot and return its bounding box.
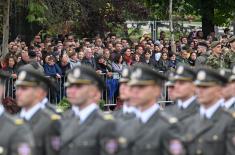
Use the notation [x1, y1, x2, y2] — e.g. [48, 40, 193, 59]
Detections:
[131, 68, 142, 80]
[18, 71, 27, 81]
[219, 69, 225, 76]
[197, 71, 206, 81]
[176, 66, 184, 74]
[68, 74, 77, 83]
[122, 68, 129, 77]
[73, 68, 81, 78]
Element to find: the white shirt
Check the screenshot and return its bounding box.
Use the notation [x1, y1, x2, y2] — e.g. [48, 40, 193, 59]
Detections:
[72, 103, 98, 123]
[177, 96, 197, 109]
[0, 105, 4, 117]
[39, 98, 49, 109]
[123, 103, 138, 115]
[138, 103, 159, 124]
[223, 97, 235, 109]
[20, 103, 42, 121]
[200, 99, 223, 119]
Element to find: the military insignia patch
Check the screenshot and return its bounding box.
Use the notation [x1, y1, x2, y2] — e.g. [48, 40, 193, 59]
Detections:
[197, 71, 206, 81]
[51, 136, 61, 151]
[169, 139, 184, 155]
[17, 143, 31, 155]
[176, 66, 184, 74]
[104, 139, 118, 154]
[18, 71, 27, 81]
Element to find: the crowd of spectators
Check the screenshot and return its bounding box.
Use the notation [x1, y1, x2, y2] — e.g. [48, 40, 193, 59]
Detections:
[1, 28, 234, 103]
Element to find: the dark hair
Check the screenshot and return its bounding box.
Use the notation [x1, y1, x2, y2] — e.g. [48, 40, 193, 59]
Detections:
[113, 53, 122, 64]
[143, 49, 151, 55]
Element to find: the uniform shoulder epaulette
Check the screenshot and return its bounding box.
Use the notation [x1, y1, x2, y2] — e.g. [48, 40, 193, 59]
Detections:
[50, 114, 61, 121]
[5, 113, 24, 125]
[14, 118, 24, 125]
[98, 111, 114, 121]
[159, 111, 178, 124]
[42, 108, 61, 121]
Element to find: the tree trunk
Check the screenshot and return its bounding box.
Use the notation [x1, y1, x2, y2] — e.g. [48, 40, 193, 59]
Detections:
[2, 0, 10, 58]
[200, 0, 214, 39]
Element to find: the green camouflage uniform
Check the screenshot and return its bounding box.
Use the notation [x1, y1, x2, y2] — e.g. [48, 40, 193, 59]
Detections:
[206, 53, 228, 69]
[224, 48, 235, 68]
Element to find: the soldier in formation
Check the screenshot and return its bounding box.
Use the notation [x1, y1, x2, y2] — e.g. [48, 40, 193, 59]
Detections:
[0, 63, 235, 155]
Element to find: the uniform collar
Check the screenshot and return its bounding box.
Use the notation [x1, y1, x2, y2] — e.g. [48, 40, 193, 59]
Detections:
[138, 103, 159, 124]
[0, 105, 4, 117]
[123, 103, 138, 115]
[223, 97, 235, 109]
[72, 103, 98, 123]
[39, 98, 49, 109]
[20, 103, 42, 121]
[200, 99, 223, 119]
[178, 96, 196, 109]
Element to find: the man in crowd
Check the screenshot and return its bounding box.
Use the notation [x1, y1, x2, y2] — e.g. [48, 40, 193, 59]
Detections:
[206, 41, 228, 69]
[82, 48, 97, 70]
[15, 65, 61, 155]
[195, 41, 209, 66]
[225, 36, 235, 68]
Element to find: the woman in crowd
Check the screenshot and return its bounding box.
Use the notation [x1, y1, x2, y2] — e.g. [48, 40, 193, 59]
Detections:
[112, 53, 124, 74]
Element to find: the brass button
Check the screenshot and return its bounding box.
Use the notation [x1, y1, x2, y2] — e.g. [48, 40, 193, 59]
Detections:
[198, 138, 203, 143]
[196, 149, 202, 154]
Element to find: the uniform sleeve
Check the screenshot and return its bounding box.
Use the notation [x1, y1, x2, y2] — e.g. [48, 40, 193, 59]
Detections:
[226, 118, 235, 155]
[45, 119, 61, 155]
[10, 125, 35, 155]
[162, 123, 186, 155]
[99, 118, 118, 155]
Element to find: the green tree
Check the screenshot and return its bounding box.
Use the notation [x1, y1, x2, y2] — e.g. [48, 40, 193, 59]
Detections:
[145, 0, 235, 38]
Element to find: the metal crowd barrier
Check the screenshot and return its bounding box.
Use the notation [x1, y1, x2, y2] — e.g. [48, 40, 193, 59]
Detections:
[3, 74, 171, 109]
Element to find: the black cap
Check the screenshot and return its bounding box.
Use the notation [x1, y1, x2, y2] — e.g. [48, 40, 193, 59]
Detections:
[16, 65, 57, 91]
[128, 64, 167, 86]
[173, 65, 196, 81]
[194, 67, 228, 86]
[228, 36, 235, 43]
[65, 65, 105, 91]
[210, 41, 220, 49]
[198, 41, 208, 48]
[119, 67, 131, 83]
